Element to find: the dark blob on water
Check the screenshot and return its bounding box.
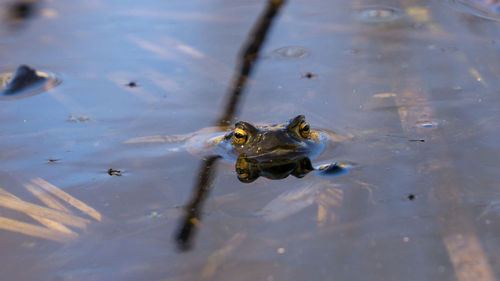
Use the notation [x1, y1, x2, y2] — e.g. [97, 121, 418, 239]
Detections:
[107, 168, 123, 176]
[3, 65, 45, 95]
[126, 81, 138, 88]
[0, 65, 60, 100]
[9, 1, 38, 22]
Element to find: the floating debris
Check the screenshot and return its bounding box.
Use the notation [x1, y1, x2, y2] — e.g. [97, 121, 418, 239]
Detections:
[126, 81, 138, 88]
[107, 168, 122, 176]
[67, 114, 92, 123]
[372, 92, 397, 99]
[0, 65, 60, 100]
[273, 46, 309, 58]
[301, 72, 317, 79]
[46, 158, 60, 164]
[316, 162, 351, 178]
[408, 194, 416, 201]
[149, 211, 161, 218]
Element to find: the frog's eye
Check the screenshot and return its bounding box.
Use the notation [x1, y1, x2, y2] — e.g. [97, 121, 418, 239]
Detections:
[233, 128, 248, 145]
[299, 121, 310, 139]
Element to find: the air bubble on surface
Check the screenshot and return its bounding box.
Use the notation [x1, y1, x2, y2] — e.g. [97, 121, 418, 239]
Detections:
[357, 6, 402, 23]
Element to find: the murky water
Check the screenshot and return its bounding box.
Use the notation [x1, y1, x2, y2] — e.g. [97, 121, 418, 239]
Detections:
[1, 0, 500, 280]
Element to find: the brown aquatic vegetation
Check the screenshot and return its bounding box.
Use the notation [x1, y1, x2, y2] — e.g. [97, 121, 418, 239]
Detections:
[0, 178, 102, 242]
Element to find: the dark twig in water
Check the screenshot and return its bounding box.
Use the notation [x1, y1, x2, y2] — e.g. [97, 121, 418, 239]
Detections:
[176, 0, 288, 252]
[217, 0, 287, 126]
[175, 156, 221, 251]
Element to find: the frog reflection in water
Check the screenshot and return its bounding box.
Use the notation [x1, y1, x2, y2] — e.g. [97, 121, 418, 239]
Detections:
[212, 115, 346, 182]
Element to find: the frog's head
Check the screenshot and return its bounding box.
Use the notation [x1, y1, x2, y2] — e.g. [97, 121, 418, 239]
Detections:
[216, 115, 324, 161]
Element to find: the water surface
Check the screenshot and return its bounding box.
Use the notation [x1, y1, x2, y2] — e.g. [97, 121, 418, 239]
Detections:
[1, 0, 500, 281]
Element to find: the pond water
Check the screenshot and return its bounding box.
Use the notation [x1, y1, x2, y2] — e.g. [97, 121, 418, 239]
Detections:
[1, 0, 500, 280]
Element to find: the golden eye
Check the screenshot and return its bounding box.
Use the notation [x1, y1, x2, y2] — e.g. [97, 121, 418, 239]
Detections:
[299, 121, 310, 138]
[233, 128, 248, 145]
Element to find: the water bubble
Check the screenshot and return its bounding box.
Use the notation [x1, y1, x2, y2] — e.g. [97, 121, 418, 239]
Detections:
[272, 46, 308, 58]
[357, 6, 402, 23]
[416, 120, 444, 129]
[149, 211, 161, 218]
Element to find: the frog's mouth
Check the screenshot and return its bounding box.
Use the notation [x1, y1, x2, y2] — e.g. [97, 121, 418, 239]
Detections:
[242, 146, 314, 161]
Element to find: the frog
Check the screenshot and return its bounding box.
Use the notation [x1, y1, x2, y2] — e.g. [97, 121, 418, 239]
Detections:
[213, 115, 324, 161]
[125, 115, 348, 182]
[214, 115, 347, 182]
